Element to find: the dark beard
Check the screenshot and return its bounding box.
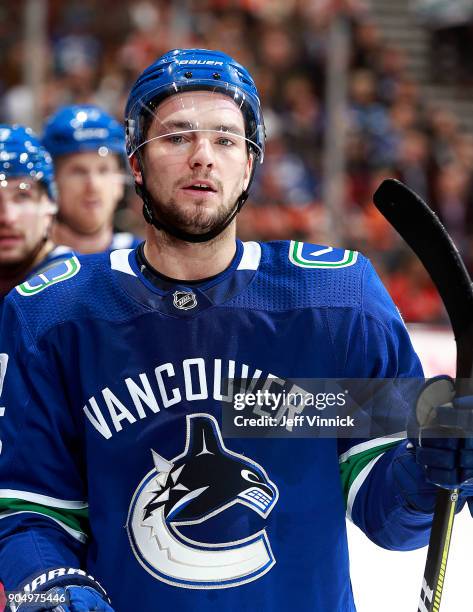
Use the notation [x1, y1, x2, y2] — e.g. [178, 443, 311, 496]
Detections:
[0, 239, 49, 293]
[0, 242, 45, 276]
[149, 194, 237, 237]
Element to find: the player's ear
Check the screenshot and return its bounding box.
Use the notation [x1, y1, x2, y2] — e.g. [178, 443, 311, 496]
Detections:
[42, 195, 57, 238]
[129, 154, 143, 185]
[243, 153, 254, 191]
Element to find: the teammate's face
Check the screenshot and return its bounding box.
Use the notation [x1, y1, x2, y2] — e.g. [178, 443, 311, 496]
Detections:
[55, 152, 124, 235]
[131, 91, 253, 237]
[0, 179, 54, 266]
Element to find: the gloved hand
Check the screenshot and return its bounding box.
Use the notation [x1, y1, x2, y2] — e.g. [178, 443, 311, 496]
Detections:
[400, 375, 473, 514]
[51, 585, 114, 611]
[10, 568, 114, 612]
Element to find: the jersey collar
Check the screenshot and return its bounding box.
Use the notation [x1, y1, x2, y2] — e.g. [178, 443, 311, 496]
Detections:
[110, 240, 261, 316]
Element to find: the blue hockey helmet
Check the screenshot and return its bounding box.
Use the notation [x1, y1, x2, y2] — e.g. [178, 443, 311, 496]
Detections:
[42, 105, 125, 159]
[0, 124, 56, 200]
[124, 48, 265, 163]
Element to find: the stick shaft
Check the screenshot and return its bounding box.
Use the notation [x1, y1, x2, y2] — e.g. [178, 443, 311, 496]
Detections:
[373, 179, 473, 612]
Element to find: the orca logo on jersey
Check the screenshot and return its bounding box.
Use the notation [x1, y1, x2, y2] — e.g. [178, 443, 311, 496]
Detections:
[173, 290, 197, 310]
[127, 413, 279, 589]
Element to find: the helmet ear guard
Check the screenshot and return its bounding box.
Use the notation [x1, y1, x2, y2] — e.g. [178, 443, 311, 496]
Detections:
[124, 49, 265, 242]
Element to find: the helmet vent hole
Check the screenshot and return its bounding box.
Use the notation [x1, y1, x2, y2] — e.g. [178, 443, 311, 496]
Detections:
[184, 72, 193, 79]
[213, 73, 221, 80]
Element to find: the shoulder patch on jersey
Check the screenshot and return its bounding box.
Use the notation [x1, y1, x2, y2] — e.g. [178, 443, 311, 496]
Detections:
[16, 255, 81, 296]
[289, 241, 358, 269]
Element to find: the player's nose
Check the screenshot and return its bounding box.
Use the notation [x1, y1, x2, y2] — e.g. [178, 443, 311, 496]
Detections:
[84, 170, 103, 191]
[0, 196, 18, 224]
[188, 135, 215, 170]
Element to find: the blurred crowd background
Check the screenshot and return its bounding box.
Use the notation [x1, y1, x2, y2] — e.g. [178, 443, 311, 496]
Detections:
[2, 0, 473, 324]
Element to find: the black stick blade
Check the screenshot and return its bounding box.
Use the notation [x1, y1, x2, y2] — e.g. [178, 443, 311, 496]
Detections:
[373, 178, 473, 378]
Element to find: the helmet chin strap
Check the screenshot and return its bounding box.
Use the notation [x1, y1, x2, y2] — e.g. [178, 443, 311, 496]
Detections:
[135, 154, 252, 244]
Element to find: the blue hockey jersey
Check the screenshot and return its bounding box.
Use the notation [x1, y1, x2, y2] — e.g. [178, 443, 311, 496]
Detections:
[0, 240, 431, 611]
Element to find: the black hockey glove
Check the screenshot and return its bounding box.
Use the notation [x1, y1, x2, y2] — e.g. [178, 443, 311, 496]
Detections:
[401, 376, 473, 513]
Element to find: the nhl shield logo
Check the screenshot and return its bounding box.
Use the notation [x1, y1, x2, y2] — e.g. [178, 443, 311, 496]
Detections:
[173, 290, 197, 310]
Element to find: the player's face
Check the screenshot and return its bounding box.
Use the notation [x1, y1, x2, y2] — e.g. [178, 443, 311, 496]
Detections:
[132, 91, 253, 237]
[0, 178, 54, 266]
[55, 152, 124, 235]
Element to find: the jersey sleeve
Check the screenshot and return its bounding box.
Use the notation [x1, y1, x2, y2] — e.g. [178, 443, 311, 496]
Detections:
[337, 260, 433, 550]
[0, 296, 87, 588]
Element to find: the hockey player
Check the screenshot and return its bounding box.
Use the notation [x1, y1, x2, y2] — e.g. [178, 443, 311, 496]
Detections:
[0, 49, 472, 612]
[0, 125, 72, 299]
[42, 105, 142, 254]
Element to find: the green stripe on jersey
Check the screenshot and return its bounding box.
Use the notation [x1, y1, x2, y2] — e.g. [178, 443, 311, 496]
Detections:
[339, 440, 400, 506]
[0, 498, 89, 534]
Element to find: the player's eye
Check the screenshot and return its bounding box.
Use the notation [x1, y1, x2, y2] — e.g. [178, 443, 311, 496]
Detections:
[12, 190, 34, 203]
[216, 136, 235, 147]
[70, 167, 88, 178]
[167, 134, 187, 145]
[98, 164, 113, 175]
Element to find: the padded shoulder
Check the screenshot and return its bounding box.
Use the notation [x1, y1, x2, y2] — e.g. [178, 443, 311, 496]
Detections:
[228, 240, 369, 311]
[8, 252, 146, 340]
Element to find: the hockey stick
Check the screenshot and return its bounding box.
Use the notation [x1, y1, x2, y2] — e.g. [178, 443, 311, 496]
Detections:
[373, 178, 473, 612]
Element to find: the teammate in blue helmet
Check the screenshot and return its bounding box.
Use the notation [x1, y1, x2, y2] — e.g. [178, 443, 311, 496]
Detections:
[42, 105, 141, 254]
[0, 124, 68, 297]
[2, 49, 473, 612]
